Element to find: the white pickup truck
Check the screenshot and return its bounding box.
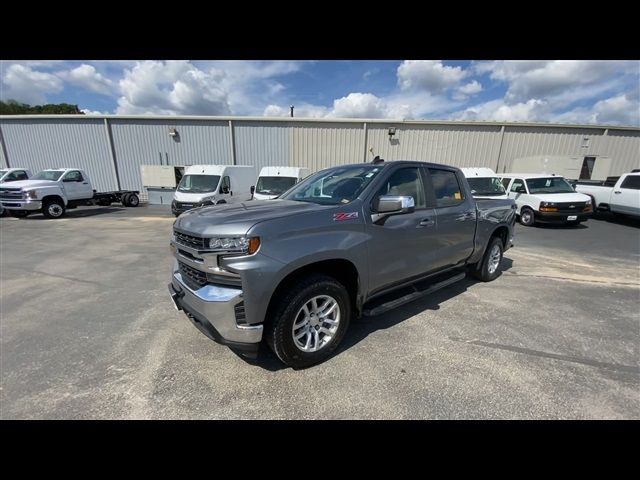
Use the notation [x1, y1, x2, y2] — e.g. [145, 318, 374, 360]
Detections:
[0, 168, 33, 216]
[575, 172, 640, 218]
[0, 168, 140, 219]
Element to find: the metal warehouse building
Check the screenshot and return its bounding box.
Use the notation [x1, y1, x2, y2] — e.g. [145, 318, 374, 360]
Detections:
[1, 115, 638, 198]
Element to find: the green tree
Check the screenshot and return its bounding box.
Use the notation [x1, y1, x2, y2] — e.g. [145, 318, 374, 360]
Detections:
[0, 100, 84, 115]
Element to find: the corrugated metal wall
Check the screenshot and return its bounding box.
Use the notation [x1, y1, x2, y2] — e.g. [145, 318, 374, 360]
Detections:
[367, 123, 503, 168]
[234, 120, 289, 171]
[290, 122, 364, 170]
[0, 117, 638, 198]
[109, 119, 232, 193]
[0, 119, 117, 191]
[0, 126, 8, 168]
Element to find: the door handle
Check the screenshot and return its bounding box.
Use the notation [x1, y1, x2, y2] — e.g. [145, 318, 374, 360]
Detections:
[82, 182, 88, 185]
[418, 218, 435, 227]
[613, 191, 622, 194]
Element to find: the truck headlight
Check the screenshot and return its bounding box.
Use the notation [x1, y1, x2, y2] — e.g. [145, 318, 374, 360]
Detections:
[208, 236, 260, 254]
[585, 198, 592, 205]
[539, 201, 557, 212]
[26, 190, 37, 199]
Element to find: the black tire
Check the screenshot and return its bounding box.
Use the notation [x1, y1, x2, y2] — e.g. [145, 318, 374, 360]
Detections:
[519, 207, 535, 226]
[265, 274, 351, 369]
[121, 193, 131, 206]
[42, 199, 65, 219]
[471, 236, 504, 282]
[10, 210, 29, 218]
[127, 193, 139, 207]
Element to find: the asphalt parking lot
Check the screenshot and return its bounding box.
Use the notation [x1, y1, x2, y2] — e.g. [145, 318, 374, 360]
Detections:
[1, 206, 638, 419]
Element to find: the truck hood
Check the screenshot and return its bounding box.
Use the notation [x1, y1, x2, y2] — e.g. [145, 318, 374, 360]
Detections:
[174, 199, 330, 236]
[530, 192, 591, 202]
[0, 179, 58, 189]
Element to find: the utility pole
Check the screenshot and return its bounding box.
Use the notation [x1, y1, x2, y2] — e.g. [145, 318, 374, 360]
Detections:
[290, 105, 294, 117]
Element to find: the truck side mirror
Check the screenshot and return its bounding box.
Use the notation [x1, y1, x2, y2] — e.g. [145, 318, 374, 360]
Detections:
[250, 185, 255, 194]
[377, 195, 415, 214]
[221, 186, 230, 194]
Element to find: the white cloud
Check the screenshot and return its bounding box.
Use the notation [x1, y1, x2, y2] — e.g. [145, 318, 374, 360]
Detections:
[62, 64, 114, 95]
[453, 80, 483, 101]
[455, 98, 548, 122]
[397, 60, 467, 94]
[116, 61, 231, 115]
[331, 93, 389, 118]
[81, 108, 108, 115]
[475, 60, 637, 104]
[552, 91, 640, 126]
[1, 63, 63, 104]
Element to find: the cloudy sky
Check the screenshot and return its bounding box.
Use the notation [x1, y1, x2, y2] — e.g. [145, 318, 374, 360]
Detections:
[1, 60, 638, 126]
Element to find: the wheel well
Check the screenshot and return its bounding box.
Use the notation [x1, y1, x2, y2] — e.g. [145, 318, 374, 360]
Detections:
[266, 259, 360, 321]
[41, 195, 64, 206]
[491, 226, 509, 248]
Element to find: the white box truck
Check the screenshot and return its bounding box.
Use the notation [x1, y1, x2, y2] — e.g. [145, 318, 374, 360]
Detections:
[171, 165, 256, 216]
[252, 166, 310, 200]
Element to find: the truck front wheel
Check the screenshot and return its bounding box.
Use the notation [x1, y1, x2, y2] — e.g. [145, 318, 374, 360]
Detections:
[519, 207, 535, 226]
[265, 274, 351, 369]
[42, 199, 66, 219]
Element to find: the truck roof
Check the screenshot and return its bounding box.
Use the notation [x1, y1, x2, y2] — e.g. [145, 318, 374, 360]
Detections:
[183, 165, 254, 175]
[258, 166, 309, 176]
[500, 173, 568, 179]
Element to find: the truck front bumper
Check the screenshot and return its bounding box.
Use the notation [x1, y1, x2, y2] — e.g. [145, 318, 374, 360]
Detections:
[168, 267, 263, 357]
[535, 211, 592, 223]
[0, 199, 42, 211]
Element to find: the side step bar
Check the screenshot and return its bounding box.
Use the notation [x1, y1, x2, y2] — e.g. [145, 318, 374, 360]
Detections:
[363, 272, 467, 317]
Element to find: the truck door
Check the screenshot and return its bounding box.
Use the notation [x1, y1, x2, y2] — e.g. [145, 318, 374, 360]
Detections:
[507, 178, 527, 212]
[427, 168, 476, 269]
[613, 175, 640, 215]
[61, 170, 92, 200]
[366, 166, 440, 293]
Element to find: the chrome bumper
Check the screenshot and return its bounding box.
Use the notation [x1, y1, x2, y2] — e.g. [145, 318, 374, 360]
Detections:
[0, 199, 42, 211]
[170, 267, 263, 345]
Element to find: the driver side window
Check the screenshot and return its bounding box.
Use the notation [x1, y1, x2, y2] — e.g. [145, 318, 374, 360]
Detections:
[64, 171, 83, 182]
[220, 176, 231, 194]
[375, 167, 426, 209]
[510, 179, 526, 193]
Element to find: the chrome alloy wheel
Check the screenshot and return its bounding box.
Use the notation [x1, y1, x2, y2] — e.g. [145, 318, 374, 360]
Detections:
[488, 244, 502, 274]
[48, 204, 63, 217]
[292, 295, 340, 352]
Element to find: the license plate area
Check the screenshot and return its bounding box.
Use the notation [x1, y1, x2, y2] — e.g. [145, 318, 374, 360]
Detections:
[567, 215, 577, 221]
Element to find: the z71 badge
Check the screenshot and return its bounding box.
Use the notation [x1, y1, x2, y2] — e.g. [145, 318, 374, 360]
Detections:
[333, 212, 359, 221]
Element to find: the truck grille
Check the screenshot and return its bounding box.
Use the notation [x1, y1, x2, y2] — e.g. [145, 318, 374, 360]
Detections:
[0, 188, 22, 201]
[174, 230, 207, 249]
[178, 261, 207, 290]
[555, 202, 586, 213]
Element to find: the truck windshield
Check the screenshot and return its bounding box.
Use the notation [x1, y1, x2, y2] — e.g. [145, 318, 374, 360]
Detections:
[177, 175, 221, 193]
[280, 165, 383, 205]
[526, 177, 575, 194]
[467, 177, 506, 196]
[256, 176, 297, 196]
[32, 171, 64, 181]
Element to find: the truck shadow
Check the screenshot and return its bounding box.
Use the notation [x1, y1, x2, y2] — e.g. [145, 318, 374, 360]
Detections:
[244, 257, 514, 371]
[590, 211, 640, 228]
[533, 223, 588, 230]
[17, 207, 127, 219]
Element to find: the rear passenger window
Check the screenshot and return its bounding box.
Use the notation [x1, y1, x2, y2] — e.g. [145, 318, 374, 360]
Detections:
[428, 168, 464, 207]
[620, 175, 640, 190]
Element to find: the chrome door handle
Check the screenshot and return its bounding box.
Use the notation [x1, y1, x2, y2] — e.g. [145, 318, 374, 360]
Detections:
[613, 191, 622, 194]
[456, 211, 475, 221]
[418, 218, 435, 227]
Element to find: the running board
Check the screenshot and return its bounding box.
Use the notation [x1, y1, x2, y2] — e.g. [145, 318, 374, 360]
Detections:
[363, 271, 467, 317]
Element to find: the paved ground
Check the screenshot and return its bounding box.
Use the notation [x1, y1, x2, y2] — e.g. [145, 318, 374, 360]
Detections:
[1, 206, 638, 419]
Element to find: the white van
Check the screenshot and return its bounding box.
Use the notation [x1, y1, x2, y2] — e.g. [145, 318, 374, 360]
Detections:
[460, 167, 508, 200]
[253, 166, 310, 200]
[500, 173, 593, 226]
[172, 165, 256, 216]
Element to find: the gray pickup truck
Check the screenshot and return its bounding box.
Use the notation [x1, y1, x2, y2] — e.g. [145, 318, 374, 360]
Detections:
[169, 161, 516, 368]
